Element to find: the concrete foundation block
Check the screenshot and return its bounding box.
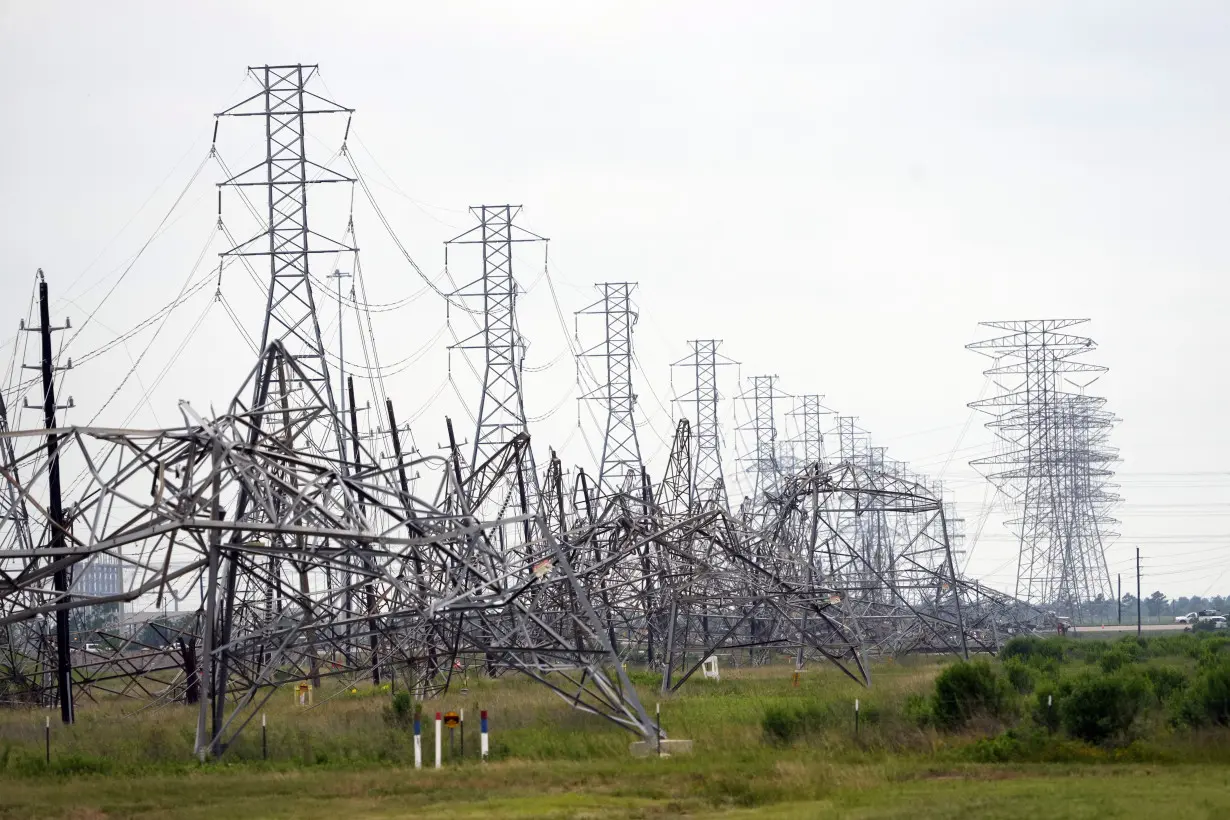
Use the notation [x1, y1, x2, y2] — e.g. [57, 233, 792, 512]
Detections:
[629, 738, 694, 757]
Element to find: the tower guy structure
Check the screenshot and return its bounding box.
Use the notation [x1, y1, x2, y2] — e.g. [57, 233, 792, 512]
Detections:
[579, 282, 642, 497]
[968, 319, 1118, 615]
[671, 340, 734, 508]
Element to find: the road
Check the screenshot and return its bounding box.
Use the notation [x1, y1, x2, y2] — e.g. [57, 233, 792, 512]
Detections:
[1071, 623, 1189, 635]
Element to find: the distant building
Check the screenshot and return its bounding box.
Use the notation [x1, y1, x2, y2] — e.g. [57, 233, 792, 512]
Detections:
[72, 554, 123, 601]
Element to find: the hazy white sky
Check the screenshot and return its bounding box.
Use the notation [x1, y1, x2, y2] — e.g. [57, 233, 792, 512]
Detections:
[1, 1, 1227, 598]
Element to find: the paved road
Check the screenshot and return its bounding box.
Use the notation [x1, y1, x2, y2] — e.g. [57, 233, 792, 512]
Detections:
[1073, 623, 1189, 634]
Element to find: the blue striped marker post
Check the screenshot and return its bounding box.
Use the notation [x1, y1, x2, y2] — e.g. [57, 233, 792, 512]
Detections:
[480, 710, 489, 761]
[413, 711, 422, 769]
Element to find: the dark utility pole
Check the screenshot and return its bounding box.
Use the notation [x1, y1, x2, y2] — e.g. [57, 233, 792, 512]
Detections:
[1136, 548, 1142, 638]
[28, 272, 74, 723]
[1117, 574, 1122, 625]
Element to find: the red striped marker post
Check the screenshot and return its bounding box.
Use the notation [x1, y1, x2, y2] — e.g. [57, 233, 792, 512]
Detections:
[480, 710, 489, 761]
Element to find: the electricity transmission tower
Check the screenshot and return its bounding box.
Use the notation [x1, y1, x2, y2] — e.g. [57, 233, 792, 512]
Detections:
[737, 375, 785, 501]
[446, 205, 546, 476]
[836, 416, 867, 466]
[671, 340, 734, 508]
[968, 319, 1118, 614]
[217, 64, 355, 452]
[579, 283, 642, 497]
[786, 394, 832, 470]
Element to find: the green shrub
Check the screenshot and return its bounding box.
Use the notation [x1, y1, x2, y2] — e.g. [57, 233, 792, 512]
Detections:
[383, 692, 415, 728]
[1000, 636, 1064, 666]
[1060, 671, 1153, 745]
[903, 693, 932, 727]
[1172, 659, 1230, 727]
[1099, 647, 1136, 674]
[1142, 664, 1190, 703]
[761, 703, 833, 744]
[1003, 658, 1037, 694]
[931, 660, 1017, 729]
[963, 727, 1085, 763]
[1031, 679, 1068, 733]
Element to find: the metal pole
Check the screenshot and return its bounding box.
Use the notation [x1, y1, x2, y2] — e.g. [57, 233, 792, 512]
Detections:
[1117, 574, 1121, 625]
[939, 510, 969, 660]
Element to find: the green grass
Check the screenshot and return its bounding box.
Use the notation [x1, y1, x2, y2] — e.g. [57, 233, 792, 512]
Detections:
[0, 758, 1228, 818]
[1, 638, 1229, 817]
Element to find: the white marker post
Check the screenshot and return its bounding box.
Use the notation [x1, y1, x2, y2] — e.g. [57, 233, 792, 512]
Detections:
[434, 712, 442, 769]
[854, 698, 860, 738]
[480, 709, 489, 761]
[413, 710, 422, 769]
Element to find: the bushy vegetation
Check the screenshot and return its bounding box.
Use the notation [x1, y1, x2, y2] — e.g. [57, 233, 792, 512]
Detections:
[383, 691, 416, 729]
[1173, 658, 1230, 728]
[1059, 671, 1153, 744]
[925, 633, 1230, 752]
[929, 660, 1017, 729]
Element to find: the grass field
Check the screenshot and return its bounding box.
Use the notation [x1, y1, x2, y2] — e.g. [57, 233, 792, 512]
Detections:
[2, 756, 1230, 818]
[1, 636, 1229, 818]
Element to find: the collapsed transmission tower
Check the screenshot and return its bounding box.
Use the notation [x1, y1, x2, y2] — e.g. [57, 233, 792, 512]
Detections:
[968, 319, 1118, 614]
[671, 340, 733, 508]
[579, 283, 642, 497]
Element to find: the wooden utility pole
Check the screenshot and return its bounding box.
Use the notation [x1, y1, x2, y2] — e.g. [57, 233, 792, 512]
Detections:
[1136, 548, 1142, 638]
[27, 272, 74, 723]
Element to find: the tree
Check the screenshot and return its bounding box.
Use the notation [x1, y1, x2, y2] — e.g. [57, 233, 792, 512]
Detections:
[1146, 591, 1168, 622]
[1121, 593, 1138, 614]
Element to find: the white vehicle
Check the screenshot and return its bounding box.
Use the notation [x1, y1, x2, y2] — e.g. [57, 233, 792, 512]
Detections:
[1204, 615, 1227, 628]
[1175, 612, 1199, 624]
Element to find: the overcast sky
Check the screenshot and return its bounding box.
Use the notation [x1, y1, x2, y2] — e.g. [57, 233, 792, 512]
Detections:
[1, 1, 1227, 599]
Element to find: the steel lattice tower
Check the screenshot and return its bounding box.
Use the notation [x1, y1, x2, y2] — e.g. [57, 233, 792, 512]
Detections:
[968, 319, 1118, 613]
[579, 283, 642, 496]
[786, 394, 831, 470]
[671, 340, 733, 507]
[218, 64, 355, 439]
[446, 205, 544, 475]
[737, 375, 783, 499]
[836, 416, 867, 466]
